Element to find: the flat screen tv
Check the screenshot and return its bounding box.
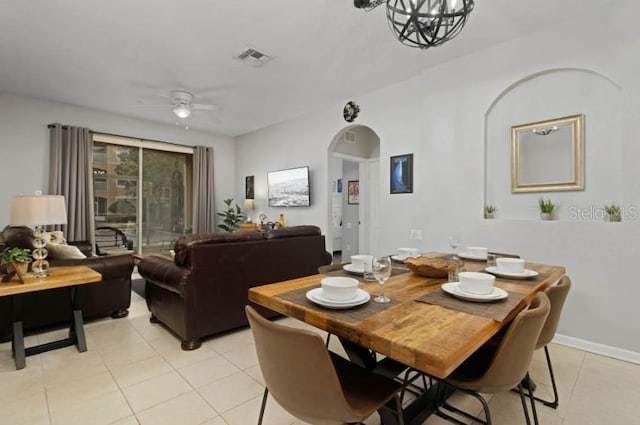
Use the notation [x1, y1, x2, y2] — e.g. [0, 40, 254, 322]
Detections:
[268, 166, 310, 207]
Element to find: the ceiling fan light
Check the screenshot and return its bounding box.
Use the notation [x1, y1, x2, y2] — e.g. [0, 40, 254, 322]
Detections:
[173, 104, 191, 119]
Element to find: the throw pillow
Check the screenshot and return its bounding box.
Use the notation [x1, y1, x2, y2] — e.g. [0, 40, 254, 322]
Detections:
[46, 243, 86, 260]
[42, 231, 66, 245]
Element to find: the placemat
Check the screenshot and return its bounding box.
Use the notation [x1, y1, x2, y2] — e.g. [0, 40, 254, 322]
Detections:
[492, 272, 549, 286]
[276, 286, 399, 323]
[416, 288, 526, 323]
[323, 267, 410, 283]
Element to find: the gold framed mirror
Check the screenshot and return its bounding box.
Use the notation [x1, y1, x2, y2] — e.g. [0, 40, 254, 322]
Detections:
[511, 114, 584, 193]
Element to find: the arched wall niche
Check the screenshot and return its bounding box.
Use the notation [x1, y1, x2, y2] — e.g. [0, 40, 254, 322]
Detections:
[484, 68, 623, 221]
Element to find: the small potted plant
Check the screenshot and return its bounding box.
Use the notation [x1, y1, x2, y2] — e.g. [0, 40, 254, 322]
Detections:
[484, 205, 496, 219]
[0, 247, 32, 275]
[604, 204, 622, 222]
[538, 198, 555, 220]
[217, 198, 246, 232]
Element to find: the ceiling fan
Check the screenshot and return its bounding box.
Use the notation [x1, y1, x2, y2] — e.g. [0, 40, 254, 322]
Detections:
[135, 90, 220, 119]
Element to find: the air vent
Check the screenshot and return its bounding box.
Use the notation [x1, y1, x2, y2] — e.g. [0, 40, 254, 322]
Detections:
[235, 47, 272, 66]
[343, 130, 357, 144]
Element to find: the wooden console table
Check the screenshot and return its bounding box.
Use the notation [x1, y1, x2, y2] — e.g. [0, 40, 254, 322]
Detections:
[0, 266, 102, 369]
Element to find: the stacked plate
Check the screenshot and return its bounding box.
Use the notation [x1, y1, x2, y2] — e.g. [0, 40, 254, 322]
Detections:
[306, 288, 370, 309]
[441, 282, 508, 303]
[343, 264, 364, 275]
[484, 267, 539, 279]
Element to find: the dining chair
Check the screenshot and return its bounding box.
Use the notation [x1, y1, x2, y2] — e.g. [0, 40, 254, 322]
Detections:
[245, 306, 405, 425]
[522, 275, 572, 409]
[435, 292, 550, 425]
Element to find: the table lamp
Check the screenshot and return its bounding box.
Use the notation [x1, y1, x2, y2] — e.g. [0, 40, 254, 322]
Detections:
[10, 194, 67, 277]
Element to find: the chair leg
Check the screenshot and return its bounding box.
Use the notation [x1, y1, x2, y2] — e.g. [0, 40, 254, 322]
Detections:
[540, 345, 560, 408]
[394, 394, 405, 425]
[435, 383, 491, 425]
[514, 347, 560, 409]
[516, 377, 540, 425]
[258, 387, 269, 425]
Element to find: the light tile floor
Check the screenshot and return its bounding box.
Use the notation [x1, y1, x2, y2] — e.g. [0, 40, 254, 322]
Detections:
[1, 291, 639, 425]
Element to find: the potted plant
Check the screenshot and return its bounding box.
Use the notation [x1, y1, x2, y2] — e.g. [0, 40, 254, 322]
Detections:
[538, 198, 555, 220]
[604, 204, 622, 222]
[0, 247, 32, 275]
[217, 198, 246, 232]
[484, 205, 496, 219]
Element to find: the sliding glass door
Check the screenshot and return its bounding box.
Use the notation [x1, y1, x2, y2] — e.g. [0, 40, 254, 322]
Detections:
[93, 137, 192, 255]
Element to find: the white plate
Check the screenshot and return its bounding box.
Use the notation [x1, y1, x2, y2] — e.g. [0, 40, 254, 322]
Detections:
[391, 255, 407, 262]
[484, 267, 539, 279]
[343, 264, 364, 275]
[441, 282, 508, 302]
[457, 252, 488, 261]
[306, 288, 370, 309]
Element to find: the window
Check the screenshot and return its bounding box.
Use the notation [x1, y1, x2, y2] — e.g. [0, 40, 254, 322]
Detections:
[92, 134, 193, 255]
[95, 177, 107, 192]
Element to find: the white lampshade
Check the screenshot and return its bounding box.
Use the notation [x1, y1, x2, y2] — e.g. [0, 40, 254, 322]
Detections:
[244, 199, 255, 211]
[10, 195, 68, 226]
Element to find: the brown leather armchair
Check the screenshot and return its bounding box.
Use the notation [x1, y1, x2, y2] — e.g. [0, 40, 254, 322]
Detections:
[0, 226, 134, 342]
[138, 225, 332, 350]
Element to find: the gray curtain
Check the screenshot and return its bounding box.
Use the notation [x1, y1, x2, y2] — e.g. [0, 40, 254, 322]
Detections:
[49, 124, 96, 249]
[192, 146, 215, 233]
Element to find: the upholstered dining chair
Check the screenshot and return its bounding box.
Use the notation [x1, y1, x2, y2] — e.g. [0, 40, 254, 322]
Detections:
[245, 306, 405, 425]
[435, 292, 550, 425]
[526, 275, 572, 409]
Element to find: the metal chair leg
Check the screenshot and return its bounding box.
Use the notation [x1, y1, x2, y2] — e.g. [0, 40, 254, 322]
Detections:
[540, 345, 560, 408]
[517, 383, 532, 425]
[435, 384, 492, 425]
[514, 346, 560, 409]
[525, 373, 540, 425]
[258, 387, 269, 425]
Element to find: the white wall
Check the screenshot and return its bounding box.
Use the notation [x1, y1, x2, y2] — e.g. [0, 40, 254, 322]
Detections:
[235, 3, 640, 358]
[0, 94, 236, 226]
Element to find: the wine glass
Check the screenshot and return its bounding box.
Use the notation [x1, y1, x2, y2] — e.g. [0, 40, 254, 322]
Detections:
[449, 235, 461, 260]
[373, 256, 392, 303]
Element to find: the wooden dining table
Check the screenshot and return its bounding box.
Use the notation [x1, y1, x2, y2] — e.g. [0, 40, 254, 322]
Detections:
[248, 253, 565, 424]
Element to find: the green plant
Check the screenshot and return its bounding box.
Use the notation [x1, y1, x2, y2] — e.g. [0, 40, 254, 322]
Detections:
[538, 198, 555, 214]
[0, 247, 32, 267]
[484, 205, 497, 214]
[217, 198, 245, 232]
[604, 204, 621, 215]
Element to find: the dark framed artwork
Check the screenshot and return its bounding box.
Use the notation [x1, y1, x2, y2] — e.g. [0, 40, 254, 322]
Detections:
[348, 180, 359, 204]
[390, 154, 413, 194]
[245, 175, 255, 199]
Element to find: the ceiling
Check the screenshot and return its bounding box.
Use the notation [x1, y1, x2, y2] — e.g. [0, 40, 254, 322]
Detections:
[0, 1, 604, 137]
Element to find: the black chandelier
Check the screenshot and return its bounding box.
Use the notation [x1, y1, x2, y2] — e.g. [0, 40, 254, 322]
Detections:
[354, 0, 475, 50]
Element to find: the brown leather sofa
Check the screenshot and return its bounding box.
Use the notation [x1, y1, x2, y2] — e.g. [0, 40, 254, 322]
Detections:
[0, 226, 134, 342]
[138, 225, 332, 350]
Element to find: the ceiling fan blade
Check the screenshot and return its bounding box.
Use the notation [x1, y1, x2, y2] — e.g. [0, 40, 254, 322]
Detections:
[192, 103, 220, 111]
[129, 103, 172, 108]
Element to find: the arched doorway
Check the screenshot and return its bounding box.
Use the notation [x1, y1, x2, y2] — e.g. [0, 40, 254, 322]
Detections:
[327, 125, 381, 260]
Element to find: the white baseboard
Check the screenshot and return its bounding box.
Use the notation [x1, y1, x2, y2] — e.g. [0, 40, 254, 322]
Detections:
[553, 333, 640, 365]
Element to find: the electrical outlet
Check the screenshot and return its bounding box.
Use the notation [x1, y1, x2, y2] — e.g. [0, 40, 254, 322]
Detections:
[410, 229, 423, 240]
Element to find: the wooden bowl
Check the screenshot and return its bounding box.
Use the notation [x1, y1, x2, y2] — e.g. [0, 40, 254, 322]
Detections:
[405, 256, 459, 278]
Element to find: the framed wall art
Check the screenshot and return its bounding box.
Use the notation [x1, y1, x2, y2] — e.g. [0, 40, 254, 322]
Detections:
[347, 180, 359, 204]
[245, 175, 255, 199]
[390, 153, 413, 194]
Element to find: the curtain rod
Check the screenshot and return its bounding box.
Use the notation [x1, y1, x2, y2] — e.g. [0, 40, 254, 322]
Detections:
[47, 123, 93, 131]
[47, 124, 196, 149]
